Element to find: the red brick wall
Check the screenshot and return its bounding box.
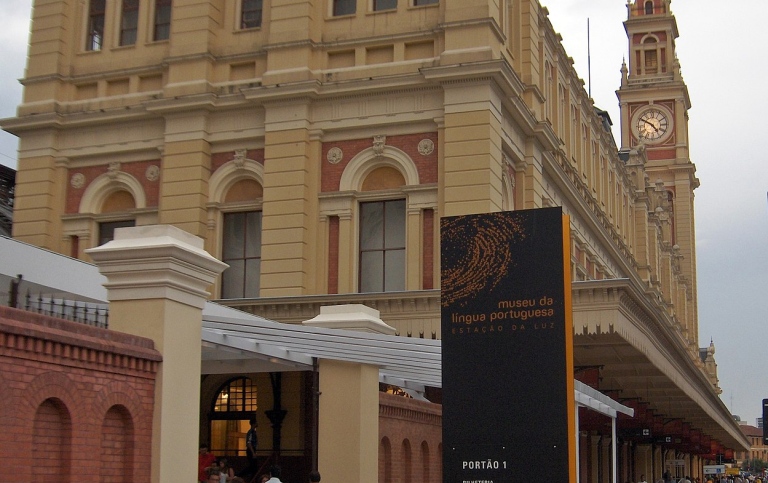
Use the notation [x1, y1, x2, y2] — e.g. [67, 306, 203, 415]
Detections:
[328, 216, 340, 293]
[321, 133, 439, 192]
[0, 306, 161, 483]
[379, 392, 443, 483]
[423, 209, 434, 290]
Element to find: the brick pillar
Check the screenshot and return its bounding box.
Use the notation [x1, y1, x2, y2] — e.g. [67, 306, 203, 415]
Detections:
[86, 225, 227, 483]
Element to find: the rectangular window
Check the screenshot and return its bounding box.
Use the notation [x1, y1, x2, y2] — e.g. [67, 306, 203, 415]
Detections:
[333, 0, 356, 16]
[86, 0, 106, 51]
[221, 211, 262, 299]
[374, 0, 397, 10]
[98, 220, 135, 246]
[120, 0, 139, 46]
[241, 0, 263, 29]
[154, 0, 172, 41]
[644, 50, 658, 74]
[413, 0, 438, 5]
[359, 200, 405, 293]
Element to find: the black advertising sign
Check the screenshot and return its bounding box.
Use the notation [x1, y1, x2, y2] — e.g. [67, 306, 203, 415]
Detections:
[763, 399, 767, 445]
[441, 207, 576, 483]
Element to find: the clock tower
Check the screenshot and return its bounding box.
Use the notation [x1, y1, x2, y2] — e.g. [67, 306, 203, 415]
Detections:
[617, 0, 700, 349]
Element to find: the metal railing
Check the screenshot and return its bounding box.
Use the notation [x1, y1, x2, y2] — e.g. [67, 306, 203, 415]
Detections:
[6, 275, 109, 329]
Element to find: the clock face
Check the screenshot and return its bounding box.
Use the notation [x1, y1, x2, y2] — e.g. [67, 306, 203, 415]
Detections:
[636, 108, 670, 141]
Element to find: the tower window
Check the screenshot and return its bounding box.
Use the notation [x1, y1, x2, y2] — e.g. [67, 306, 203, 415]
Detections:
[644, 1, 654, 15]
[86, 0, 106, 51]
[644, 50, 658, 74]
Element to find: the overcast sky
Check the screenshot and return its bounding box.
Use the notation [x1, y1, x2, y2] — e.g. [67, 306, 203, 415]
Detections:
[1, 1, 766, 424]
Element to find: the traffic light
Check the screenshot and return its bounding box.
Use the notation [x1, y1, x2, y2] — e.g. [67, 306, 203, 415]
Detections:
[763, 399, 767, 445]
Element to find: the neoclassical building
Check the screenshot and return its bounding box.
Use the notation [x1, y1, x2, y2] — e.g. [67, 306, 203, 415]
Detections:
[1, 0, 748, 482]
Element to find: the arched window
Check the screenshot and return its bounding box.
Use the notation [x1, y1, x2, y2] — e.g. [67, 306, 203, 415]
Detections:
[321, 139, 437, 293]
[210, 377, 259, 456]
[644, 1, 654, 15]
[208, 152, 264, 299]
[357, 166, 407, 292]
[643, 37, 658, 74]
[97, 190, 137, 245]
[214, 377, 258, 413]
[64, 168, 148, 258]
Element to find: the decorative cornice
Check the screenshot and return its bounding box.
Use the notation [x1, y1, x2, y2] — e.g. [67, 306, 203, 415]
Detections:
[0, 307, 161, 377]
[379, 392, 441, 426]
[221, 290, 441, 326]
[86, 225, 228, 309]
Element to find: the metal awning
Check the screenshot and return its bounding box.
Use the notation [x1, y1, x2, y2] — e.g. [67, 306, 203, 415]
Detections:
[201, 310, 442, 393]
[576, 380, 633, 417]
[200, 308, 633, 416]
[2, 233, 631, 412]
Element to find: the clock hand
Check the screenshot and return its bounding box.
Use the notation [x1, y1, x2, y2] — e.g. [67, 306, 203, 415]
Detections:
[642, 119, 659, 132]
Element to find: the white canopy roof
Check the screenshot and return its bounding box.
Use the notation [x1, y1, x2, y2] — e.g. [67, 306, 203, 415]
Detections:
[0, 234, 632, 417]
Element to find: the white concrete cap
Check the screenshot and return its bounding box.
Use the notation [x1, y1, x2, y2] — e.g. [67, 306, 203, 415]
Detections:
[303, 304, 396, 335]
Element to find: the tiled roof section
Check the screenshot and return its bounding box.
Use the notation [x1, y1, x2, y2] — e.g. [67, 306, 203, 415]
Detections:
[739, 424, 763, 437]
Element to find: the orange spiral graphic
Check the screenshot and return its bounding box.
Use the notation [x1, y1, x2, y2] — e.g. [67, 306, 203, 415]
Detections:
[441, 212, 526, 307]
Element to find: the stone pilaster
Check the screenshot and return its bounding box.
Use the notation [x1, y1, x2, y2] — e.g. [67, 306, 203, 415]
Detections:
[317, 359, 379, 483]
[260, 99, 320, 296]
[442, 80, 506, 217]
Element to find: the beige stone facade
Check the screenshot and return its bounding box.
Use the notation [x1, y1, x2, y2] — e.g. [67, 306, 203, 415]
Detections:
[736, 424, 767, 470]
[1, 0, 749, 481]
